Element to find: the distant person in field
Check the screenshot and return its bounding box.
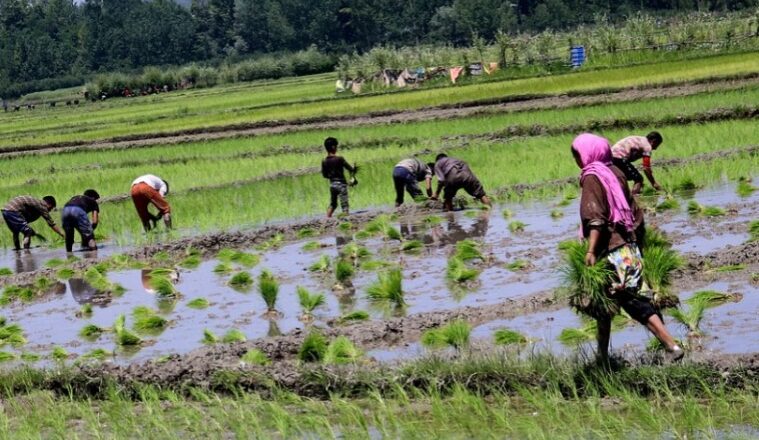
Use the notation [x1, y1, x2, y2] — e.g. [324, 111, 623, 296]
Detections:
[430, 154, 492, 211]
[393, 157, 433, 207]
[571, 133, 682, 363]
[131, 174, 172, 232]
[321, 137, 356, 218]
[61, 189, 100, 252]
[1, 196, 65, 250]
[611, 131, 663, 195]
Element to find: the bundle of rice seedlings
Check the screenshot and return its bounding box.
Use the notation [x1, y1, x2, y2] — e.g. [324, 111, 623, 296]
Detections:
[501, 209, 513, 219]
[308, 255, 331, 273]
[401, 240, 423, 253]
[423, 215, 444, 225]
[187, 297, 210, 309]
[338, 222, 353, 232]
[302, 241, 322, 251]
[79, 324, 105, 340]
[81, 348, 111, 362]
[643, 246, 682, 309]
[222, 329, 247, 343]
[550, 209, 564, 219]
[644, 227, 672, 249]
[337, 310, 370, 324]
[364, 215, 392, 235]
[51, 346, 68, 361]
[297, 227, 317, 239]
[713, 264, 745, 272]
[298, 331, 327, 362]
[229, 271, 253, 288]
[56, 268, 75, 280]
[45, 258, 66, 268]
[366, 269, 405, 308]
[674, 178, 698, 192]
[230, 251, 260, 267]
[297, 287, 326, 321]
[668, 291, 736, 336]
[78, 303, 93, 318]
[558, 314, 634, 346]
[341, 243, 371, 261]
[687, 201, 725, 217]
[446, 257, 480, 283]
[213, 262, 234, 274]
[494, 329, 528, 345]
[656, 197, 680, 211]
[0, 352, 16, 362]
[150, 269, 179, 298]
[335, 259, 354, 283]
[454, 239, 483, 261]
[0, 323, 26, 347]
[202, 329, 219, 344]
[108, 254, 141, 270]
[558, 241, 616, 319]
[360, 260, 394, 271]
[508, 221, 527, 233]
[259, 270, 279, 317]
[20, 352, 41, 362]
[83, 267, 123, 295]
[152, 251, 171, 263]
[241, 349, 270, 366]
[180, 254, 201, 269]
[323, 336, 361, 364]
[256, 234, 283, 251]
[132, 306, 168, 333]
[113, 314, 141, 346]
[0, 268, 12, 276]
[421, 320, 471, 350]
[737, 178, 756, 197]
[505, 260, 530, 271]
[384, 225, 402, 241]
[1, 285, 34, 304]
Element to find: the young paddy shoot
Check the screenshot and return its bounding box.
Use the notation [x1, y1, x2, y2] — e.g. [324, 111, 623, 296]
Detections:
[366, 268, 405, 309]
[308, 255, 331, 273]
[337, 310, 370, 324]
[298, 331, 327, 363]
[421, 320, 471, 350]
[446, 257, 480, 283]
[241, 349, 270, 366]
[297, 286, 326, 321]
[508, 221, 527, 233]
[202, 329, 219, 345]
[494, 329, 529, 345]
[131, 306, 168, 334]
[222, 329, 247, 343]
[186, 297, 210, 309]
[78, 324, 106, 341]
[113, 315, 142, 347]
[558, 241, 615, 319]
[229, 271, 253, 290]
[454, 239, 483, 261]
[258, 270, 280, 317]
[323, 336, 361, 364]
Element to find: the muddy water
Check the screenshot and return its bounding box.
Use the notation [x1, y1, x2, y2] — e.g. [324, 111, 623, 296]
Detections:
[1, 180, 756, 365]
[0, 244, 124, 275]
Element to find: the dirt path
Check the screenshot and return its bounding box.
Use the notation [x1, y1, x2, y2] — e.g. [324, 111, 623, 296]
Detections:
[3, 76, 758, 158]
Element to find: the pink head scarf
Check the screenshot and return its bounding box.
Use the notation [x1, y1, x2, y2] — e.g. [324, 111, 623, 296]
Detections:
[572, 133, 635, 232]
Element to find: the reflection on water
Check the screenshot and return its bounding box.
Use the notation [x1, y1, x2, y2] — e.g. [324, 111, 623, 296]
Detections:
[400, 212, 490, 246]
[140, 269, 180, 294]
[14, 251, 38, 273]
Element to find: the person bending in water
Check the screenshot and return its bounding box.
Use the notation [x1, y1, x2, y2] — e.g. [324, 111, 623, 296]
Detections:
[1, 195, 64, 250]
[131, 174, 172, 232]
[392, 157, 433, 207]
[611, 131, 663, 195]
[61, 189, 100, 253]
[430, 154, 492, 211]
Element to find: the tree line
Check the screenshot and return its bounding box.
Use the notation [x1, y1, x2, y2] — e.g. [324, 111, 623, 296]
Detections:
[1, 0, 757, 97]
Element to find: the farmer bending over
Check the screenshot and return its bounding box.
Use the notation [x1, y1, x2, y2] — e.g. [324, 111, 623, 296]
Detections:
[321, 137, 355, 218]
[572, 133, 682, 363]
[131, 174, 172, 232]
[393, 157, 432, 207]
[611, 131, 663, 195]
[61, 189, 100, 253]
[431, 154, 492, 211]
[1, 196, 64, 250]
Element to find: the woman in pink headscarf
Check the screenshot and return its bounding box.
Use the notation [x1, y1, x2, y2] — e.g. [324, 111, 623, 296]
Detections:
[572, 133, 683, 362]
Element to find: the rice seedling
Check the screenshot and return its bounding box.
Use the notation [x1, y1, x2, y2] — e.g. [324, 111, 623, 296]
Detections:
[335, 259, 354, 284]
[656, 197, 680, 211]
[0, 323, 26, 348]
[384, 225, 402, 241]
[213, 262, 234, 274]
[256, 233, 283, 251]
[341, 242, 371, 261]
[302, 241, 323, 251]
[401, 240, 423, 253]
[298, 331, 327, 363]
[736, 178, 756, 197]
[229, 271, 253, 288]
[232, 252, 261, 267]
[446, 257, 480, 283]
[367, 268, 405, 308]
[454, 239, 483, 261]
[108, 254, 142, 270]
[494, 329, 528, 345]
[505, 260, 530, 271]
[558, 241, 615, 319]
[0, 285, 34, 304]
[463, 210, 480, 219]
[712, 264, 746, 272]
[0, 352, 15, 362]
[297, 286, 326, 321]
[241, 349, 270, 366]
[550, 209, 564, 219]
[44, 258, 66, 268]
[364, 215, 392, 235]
[222, 329, 247, 343]
[558, 315, 632, 346]
[79, 324, 105, 341]
[360, 260, 394, 271]
[152, 251, 171, 263]
[56, 268, 75, 280]
[187, 297, 210, 309]
[84, 267, 122, 294]
[259, 270, 280, 317]
[508, 221, 527, 233]
[338, 222, 353, 232]
[202, 329, 219, 344]
[132, 306, 168, 333]
[324, 336, 362, 364]
[180, 254, 202, 269]
[297, 227, 318, 239]
[20, 352, 41, 362]
[337, 310, 370, 323]
[643, 246, 682, 304]
[644, 227, 672, 249]
[0, 268, 11, 276]
[149, 270, 179, 298]
[687, 201, 725, 217]
[51, 346, 68, 361]
[113, 314, 142, 346]
[421, 320, 471, 350]
[749, 220, 759, 242]
[674, 177, 698, 192]
[308, 255, 331, 273]
[81, 348, 111, 362]
[77, 303, 93, 318]
[502, 209, 513, 219]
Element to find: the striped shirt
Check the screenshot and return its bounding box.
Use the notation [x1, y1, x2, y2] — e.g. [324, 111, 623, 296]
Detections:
[611, 136, 652, 161]
[2, 196, 56, 226]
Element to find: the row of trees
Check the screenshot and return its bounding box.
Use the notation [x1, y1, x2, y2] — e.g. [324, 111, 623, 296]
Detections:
[1, 0, 757, 97]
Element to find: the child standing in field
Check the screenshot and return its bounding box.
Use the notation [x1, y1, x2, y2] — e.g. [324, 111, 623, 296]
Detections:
[321, 137, 355, 218]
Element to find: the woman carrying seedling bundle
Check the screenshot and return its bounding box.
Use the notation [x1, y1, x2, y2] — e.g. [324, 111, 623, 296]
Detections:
[570, 133, 683, 362]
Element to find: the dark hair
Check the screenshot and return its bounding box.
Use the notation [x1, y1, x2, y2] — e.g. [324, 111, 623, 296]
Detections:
[324, 137, 338, 153]
[42, 196, 57, 208]
[647, 131, 663, 147]
[435, 153, 448, 162]
[163, 180, 170, 195]
[84, 189, 100, 200]
[426, 162, 436, 174]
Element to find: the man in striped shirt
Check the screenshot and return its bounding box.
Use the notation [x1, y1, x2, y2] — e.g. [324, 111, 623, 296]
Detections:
[611, 131, 664, 195]
[392, 157, 433, 206]
[1, 196, 65, 250]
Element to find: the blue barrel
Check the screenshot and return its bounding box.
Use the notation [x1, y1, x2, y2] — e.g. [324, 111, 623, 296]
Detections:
[570, 46, 586, 68]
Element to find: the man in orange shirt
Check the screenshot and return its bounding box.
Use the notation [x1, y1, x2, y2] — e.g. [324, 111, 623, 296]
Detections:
[131, 174, 172, 232]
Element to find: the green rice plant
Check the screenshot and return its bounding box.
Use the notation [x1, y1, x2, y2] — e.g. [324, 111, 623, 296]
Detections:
[421, 320, 471, 350]
[643, 246, 682, 299]
[180, 254, 202, 269]
[84, 267, 120, 294]
[51, 346, 68, 362]
[0, 323, 25, 348]
[187, 297, 210, 309]
[302, 241, 323, 251]
[297, 286, 326, 321]
[45, 258, 67, 268]
[558, 326, 595, 346]
[259, 270, 279, 315]
[79, 324, 105, 341]
[1, 285, 34, 304]
[0, 268, 12, 276]
[367, 269, 405, 308]
[550, 209, 564, 219]
[297, 227, 318, 239]
[324, 336, 361, 364]
[494, 329, 528, 345]
[81, 348, 111, 362]
[20, 352, 41, 362]
[0, 352, 15, 362]
[256, 233, 283, 251]
[222, 329, 247, 343]
[423, 215, 443, 225]
[149, 270, 179, 298]
[360, 260, 394, 271]
[557, 240, 574, 251]
[335, 259, 354, 284]
[338, 222, 353, 232]
[229, 271, 253, 288]
[78, 303, 93, 318]
[502, 209, 513, 219]
[384, 225, 402, 241]
[656, 197, 680, 211]
[216, 249, 237, 261]
[341, 242, 371, 261]
[713, 264, 746, 272]
[401, 240, 423, 253]
[113, 314, 141, 346]
[644, 227, 672, 249]
[508, 221, 527, 233]
[298, 331, 327, 363]
[132, 306, 168, 333]
[309, 255, 331, 273]
[454, 239, 483, 261]
[687, 201, 725, 217]
[749, 220, 759, 242]
[338, 310, 370, 323]
[505, 260, 530, 271]
[108, 254, 142, 270]
[56, 268, 75, 280]
[674, 177, 698, 192]
[213, 262, 234, 274]
[737, 178, 756, 197]
[446, 257, 480, 283]
[241, 349, 270, 366]
[364, 215, 392, 235]
[231, 252, 260, 267]
[152, 251, 171, 263]
[202, 329, 219, 344]
[558, 241, 615, 319]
